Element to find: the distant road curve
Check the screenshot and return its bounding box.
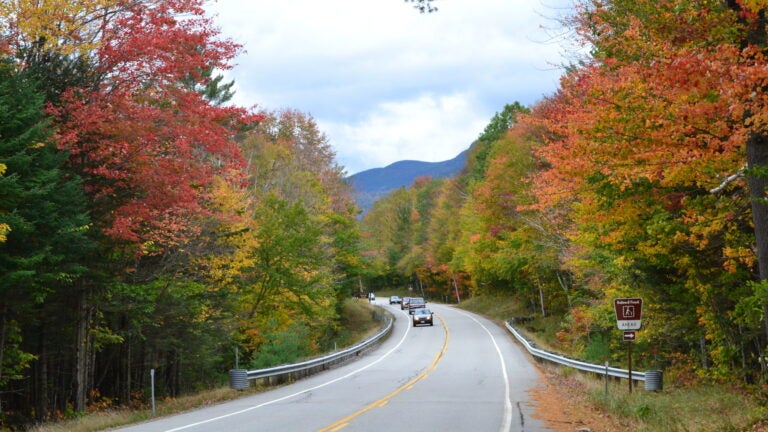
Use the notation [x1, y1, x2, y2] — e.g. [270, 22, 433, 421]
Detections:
[111, 303, 551, 432]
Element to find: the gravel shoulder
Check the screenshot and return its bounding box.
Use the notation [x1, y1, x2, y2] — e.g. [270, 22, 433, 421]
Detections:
[528, 363, 626, 432]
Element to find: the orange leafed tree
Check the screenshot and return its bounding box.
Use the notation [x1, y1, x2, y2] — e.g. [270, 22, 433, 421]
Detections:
[524, 0, 768, 376]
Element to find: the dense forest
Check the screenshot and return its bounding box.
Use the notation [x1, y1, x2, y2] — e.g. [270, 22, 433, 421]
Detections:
[0, 1, 362, 427]
[360, 0, 768, 390]
[4, 0, 768, 429]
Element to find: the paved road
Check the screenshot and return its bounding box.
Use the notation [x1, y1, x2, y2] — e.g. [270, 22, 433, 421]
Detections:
[112, 302, 551, 432]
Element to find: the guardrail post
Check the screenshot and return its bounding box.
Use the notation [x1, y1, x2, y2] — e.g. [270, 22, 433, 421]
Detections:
[150, 368, 156, 416]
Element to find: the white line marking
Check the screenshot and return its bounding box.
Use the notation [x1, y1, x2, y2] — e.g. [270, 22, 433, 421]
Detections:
[161, 311, 412, 432]
[454, 309, 513, 432]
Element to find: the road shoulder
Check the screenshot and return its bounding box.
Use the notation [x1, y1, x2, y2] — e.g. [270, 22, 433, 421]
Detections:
[528, 362, 626, 432]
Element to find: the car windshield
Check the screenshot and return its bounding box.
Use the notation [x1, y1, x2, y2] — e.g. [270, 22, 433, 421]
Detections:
[416, 309, 430, 315]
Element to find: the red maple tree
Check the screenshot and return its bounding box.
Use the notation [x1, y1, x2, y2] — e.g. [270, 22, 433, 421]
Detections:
[44, 0, 259, 253]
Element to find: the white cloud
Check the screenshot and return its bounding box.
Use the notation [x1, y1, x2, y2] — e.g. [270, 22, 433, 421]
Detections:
[321, 92, 488, 174]
[205, 0, 572, 174]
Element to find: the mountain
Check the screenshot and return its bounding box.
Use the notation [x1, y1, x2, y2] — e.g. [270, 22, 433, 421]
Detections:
[347, 149, 469, 213]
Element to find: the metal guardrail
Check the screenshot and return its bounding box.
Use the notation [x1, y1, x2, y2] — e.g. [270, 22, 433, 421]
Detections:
[505, 320, 646, 381]
[236, 310, 645, 389]
[244, 314, 394, 383]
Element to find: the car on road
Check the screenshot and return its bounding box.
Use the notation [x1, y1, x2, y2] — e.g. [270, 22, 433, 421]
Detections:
[389, 295, 401, 304]
[408, 297, 426, 314]
[401, 297, 411, 310]
[412, 308, 434, 326]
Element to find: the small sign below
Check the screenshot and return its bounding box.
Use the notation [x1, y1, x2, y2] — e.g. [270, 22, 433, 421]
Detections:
[623, 331, 636, 342]
[614, 298, 643, 330]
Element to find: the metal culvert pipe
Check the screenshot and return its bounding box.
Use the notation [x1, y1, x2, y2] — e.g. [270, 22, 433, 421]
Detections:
[644, 370, 663, 391]
[229, 369, 249, 390]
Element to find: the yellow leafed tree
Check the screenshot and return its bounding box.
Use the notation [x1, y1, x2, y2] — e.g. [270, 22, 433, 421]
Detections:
[4, 0, 121, 56]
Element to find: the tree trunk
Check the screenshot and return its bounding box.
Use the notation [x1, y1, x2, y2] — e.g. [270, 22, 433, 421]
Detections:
[36, 330, 49, 422]
[125, 337, 132, 404]
[535, 276, 546, 317]
[75, 286, 91, 413]
[746, 132, 768, 341]
[0, 306, 6, 415]
[557, 272, 572, 309]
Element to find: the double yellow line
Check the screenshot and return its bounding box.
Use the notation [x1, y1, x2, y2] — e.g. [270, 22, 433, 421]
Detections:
[317, 314, 450, 432]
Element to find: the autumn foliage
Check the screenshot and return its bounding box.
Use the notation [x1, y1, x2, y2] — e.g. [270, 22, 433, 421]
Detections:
[8, 0, 768, 427]
[523, 0, 768, 380]
[0, 0, 361, 426]
[360, 0, 768, 389]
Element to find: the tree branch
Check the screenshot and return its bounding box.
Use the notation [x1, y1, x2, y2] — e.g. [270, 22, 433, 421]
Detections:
[710, 165, 746, 194]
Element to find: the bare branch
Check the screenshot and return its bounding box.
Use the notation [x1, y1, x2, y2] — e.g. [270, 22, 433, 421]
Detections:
[710, 165, 746, 194]
[404, 0, 438, 13]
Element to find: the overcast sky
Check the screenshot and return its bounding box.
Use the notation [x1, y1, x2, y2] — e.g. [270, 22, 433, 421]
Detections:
[204, 0, 574, 175]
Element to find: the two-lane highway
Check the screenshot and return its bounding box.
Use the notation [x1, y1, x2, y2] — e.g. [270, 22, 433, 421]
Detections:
[112, 302, 552, 432]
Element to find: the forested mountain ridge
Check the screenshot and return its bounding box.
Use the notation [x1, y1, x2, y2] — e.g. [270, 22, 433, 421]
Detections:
[347, 149, 468, 212]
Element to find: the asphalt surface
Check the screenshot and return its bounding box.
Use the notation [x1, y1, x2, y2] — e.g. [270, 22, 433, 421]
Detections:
[111, 302, 552, 432]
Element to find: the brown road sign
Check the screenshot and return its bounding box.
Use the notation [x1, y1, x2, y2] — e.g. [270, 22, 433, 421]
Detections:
[614, 298, 642, 330]
[623, 331, 636, 342]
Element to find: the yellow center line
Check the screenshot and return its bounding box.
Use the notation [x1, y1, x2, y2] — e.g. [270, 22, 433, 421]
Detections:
[316, 313, 450, 432]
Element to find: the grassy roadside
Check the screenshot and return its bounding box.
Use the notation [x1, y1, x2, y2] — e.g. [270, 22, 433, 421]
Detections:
[28, 386, 266, 432]
[457, 294, 768, 432]
[28, 298, 382, 432]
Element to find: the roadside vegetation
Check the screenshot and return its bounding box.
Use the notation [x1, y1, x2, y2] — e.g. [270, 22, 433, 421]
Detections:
[27, 299, 381, 432]
[540, 359, 767, 432]
[28, 386, 260, 432]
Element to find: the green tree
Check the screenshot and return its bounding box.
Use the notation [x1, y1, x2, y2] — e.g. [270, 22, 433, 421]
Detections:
[464, 102, 530, 188]
[0, 61, 93, 420]
[207, 109, 360, 361]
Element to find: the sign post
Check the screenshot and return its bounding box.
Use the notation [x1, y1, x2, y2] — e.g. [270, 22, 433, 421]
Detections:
[614, 298, 643, 393]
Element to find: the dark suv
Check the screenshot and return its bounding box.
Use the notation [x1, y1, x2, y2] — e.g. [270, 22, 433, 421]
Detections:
[408, 297, 426, 314]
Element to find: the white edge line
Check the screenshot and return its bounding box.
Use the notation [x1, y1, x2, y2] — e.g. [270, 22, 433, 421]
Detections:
[453, 309, 513, 432]
[162, 309, 411, 432]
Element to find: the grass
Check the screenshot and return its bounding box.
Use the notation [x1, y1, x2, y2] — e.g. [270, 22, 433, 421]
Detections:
[27, 386, 266, 432]
[337, 296, 387, 344]
[29, 298, 382, 432]
[562, 367, 768, 432]
[454, 293, 529, 320]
